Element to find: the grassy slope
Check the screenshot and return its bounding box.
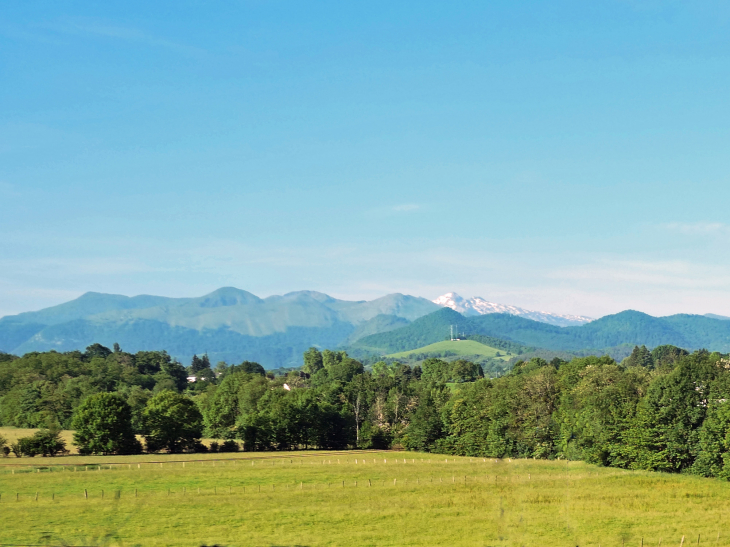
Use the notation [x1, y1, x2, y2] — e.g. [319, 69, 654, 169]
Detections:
[387, 339, 509, 360]
[1, 451, 729, 546]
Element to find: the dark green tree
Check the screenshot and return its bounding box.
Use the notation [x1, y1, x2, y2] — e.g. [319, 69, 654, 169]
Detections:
[651, 345, 689, 368]
[450, 359, 484, 383]
[402, 385, 445, 451]
[235, 361, 266, 376]
[204, 372, 256, 439]
[421, 358, 451, 383]
[303, 347, 324, 375]
[190, 354, 210, 374]
[623, 352, 718, 472]
[143, 390, 203, 453]
[623, 345, 654, 369]
[72, 392, 142, 455]
[85, 343, 112, 360]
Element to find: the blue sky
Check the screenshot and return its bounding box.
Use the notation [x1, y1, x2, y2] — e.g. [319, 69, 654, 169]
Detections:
[2, 1, 730, 318]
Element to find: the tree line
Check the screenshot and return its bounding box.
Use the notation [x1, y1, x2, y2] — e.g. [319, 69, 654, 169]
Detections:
[2, 343, 730, 479]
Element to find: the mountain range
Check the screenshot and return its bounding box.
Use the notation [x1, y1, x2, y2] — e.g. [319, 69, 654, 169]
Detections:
[432, 292, 592, 326]
[1, 287, 729, 368]
[0, 288, 439, 367]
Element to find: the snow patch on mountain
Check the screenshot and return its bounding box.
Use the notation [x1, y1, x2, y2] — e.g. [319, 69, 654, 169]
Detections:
[433, 293, 593, 327]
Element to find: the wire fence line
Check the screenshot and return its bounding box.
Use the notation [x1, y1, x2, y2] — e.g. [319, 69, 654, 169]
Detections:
[0, 449, 393, 469]
[0, 455, 543, 475]
[0, 468, 700, 505]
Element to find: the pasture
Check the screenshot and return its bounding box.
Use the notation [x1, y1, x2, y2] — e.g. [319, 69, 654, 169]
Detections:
[1, 451, 730, 546]
[386, 339, 508, 359]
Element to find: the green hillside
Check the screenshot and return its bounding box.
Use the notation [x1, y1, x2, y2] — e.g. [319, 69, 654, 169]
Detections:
[353, 308, 531, 355]
[355, 308, 730, 356]
[387, 339, 509, 359]
[353, 308, 465, 353]
[342, 314, 410, 346]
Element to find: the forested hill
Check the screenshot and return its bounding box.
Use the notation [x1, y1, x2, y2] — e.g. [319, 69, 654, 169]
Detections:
[353, 308, 730, 354]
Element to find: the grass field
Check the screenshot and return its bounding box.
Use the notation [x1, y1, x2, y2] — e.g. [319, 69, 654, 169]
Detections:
[2, 450, 730, 547]
[387, 339, 509, 359]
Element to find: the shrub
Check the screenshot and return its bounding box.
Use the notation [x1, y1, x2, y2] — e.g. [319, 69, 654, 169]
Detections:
[12, 428, 68, 457]
[208, 441, 220, 453]
[220, 440, 240, 453]
[30, 428, 68, 456]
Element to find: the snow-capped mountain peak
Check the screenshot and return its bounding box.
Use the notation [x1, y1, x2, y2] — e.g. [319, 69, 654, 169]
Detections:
[433, 292, 593, 327]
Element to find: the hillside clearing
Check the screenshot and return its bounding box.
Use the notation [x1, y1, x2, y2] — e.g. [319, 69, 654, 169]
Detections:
[387, 339, 509, 359]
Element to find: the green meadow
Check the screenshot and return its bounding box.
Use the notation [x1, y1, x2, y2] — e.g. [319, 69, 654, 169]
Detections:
[2, 451, 730, 547]
[386, 339, 508, 359]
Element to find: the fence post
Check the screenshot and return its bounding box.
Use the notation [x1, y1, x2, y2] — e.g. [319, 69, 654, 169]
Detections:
[84, 489, 88, 499]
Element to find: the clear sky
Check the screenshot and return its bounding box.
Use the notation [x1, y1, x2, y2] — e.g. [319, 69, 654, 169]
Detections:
[2, 1, 730, 319]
